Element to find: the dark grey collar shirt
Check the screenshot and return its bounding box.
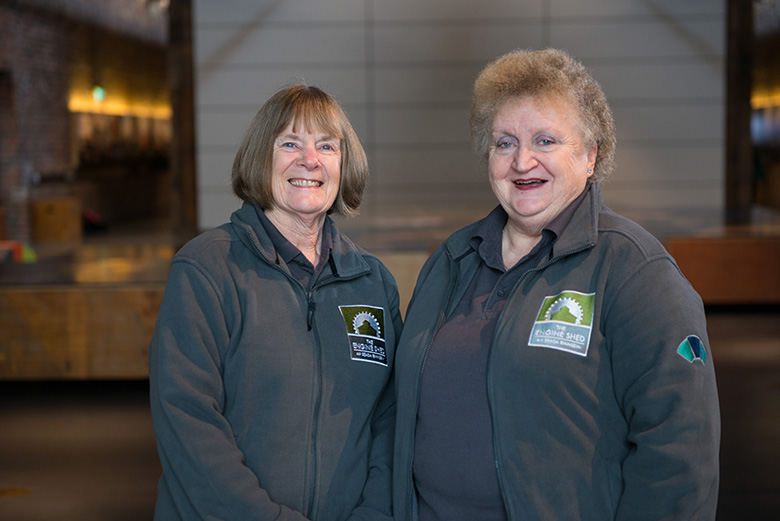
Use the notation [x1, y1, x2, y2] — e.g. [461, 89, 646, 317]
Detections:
[413, 186, 588, 521]
[255, 206, 334, 292]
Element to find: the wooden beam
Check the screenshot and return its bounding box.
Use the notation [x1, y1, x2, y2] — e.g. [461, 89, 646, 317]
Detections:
[725, 0, 754, 225]
[168, 0, 198, 233]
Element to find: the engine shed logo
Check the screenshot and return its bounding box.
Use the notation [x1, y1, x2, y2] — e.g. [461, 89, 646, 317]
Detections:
[529, 291, 595, 357]
[339, 305, 388, 366]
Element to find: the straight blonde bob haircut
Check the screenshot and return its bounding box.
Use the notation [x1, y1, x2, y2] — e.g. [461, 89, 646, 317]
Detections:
[470, 48, 616, 182]
[232, 85, 368, 217]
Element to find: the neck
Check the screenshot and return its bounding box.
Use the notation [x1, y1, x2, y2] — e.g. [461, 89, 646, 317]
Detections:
[265, 209, 326, 265]
[501, 219, 543, 270]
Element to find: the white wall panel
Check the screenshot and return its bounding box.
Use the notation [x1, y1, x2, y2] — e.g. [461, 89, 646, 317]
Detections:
[196, 26, 366, 67]
[363, 179, 497, 215]
[373, 23, 543, 63]
[193, 0, 728, 239]
[374, 108, 471, 145]
[589, 61, 724, 101]
[601, 180, 724, 238]
[197, 112, 254, 148]
[371, 149, 480, 185]
[602, 183, 723, 210]
[197, 188, 241, 228]
[197, 68, 369, 106]
[551, 20, 723, 59]
[612, 147, 723, 183]
[373, 65, 480, 105]
[549, 0, 725, 17]
[194, 0, 366, 25]
[612, 105, 723, 142]
[197, 152, 234, 184]
[342, 107, 371, 145]
[374, 0, 543, 21]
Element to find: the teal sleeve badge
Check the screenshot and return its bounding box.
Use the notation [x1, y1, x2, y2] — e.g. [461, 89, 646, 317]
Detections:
[339, 305, 388, 366]
[677, 335, 707, 364]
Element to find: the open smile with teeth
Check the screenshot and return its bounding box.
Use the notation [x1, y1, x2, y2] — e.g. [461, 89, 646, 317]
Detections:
[514, 179, 546, 187]
[289, 179, 323, 187]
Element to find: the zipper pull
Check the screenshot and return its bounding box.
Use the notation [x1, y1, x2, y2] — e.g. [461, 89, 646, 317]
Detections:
[307, 293, 316, 331]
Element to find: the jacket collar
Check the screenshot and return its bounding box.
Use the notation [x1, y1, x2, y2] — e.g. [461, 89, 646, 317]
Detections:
[230, 203, 372, 280]
[550, 182, 600, 258]
[444, 183, 602, 262]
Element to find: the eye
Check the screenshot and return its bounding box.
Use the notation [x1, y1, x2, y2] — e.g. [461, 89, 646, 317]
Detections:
[280, 141, 299, 149]
[493, 136, 517, 153]
[319, 142, 339, 152]
[536, 136, 555, 146]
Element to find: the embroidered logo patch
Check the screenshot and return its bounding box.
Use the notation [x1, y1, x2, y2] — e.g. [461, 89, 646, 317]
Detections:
[528, 291, 595, 357]
[677, 335, 707, 364]
[338, 305, 388, 366]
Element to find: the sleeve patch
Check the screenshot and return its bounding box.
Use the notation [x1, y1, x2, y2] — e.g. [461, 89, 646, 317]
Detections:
[677, 335, 707, 364]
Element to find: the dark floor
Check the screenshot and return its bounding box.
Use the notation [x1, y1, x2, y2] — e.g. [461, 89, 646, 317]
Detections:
[707, 305, 780, 520]
[0, 380, 159, 521]
[0, 305, 778, 520]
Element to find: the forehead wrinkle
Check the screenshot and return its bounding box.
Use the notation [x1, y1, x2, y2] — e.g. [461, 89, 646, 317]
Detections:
[493, 98, 580, 142]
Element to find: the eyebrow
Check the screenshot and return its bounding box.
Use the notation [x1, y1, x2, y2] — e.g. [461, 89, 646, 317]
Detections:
[278, 132, 339, 142]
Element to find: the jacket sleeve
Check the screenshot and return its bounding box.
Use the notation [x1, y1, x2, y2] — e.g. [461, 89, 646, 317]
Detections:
[346, 265, 404, 521]
[605, 256, 720, 521]
[149, 258, 310, 521]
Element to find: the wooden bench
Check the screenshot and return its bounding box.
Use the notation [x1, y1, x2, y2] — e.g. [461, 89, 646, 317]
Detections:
[666, 235, 780, 305]
[0, 243, 174, 380]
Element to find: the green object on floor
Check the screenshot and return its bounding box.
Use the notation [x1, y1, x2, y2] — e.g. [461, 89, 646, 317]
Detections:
[21, 244, 37, 263]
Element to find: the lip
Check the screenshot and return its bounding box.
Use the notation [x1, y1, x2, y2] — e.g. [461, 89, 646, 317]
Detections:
[512, 178, 547, 190]
[288, 178, 323, 188]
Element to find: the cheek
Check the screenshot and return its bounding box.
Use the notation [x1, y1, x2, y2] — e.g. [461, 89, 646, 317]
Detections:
[560, 166, 591, 194]
[271, 154, 290, 178]
[328, 158, 342, 182]
[560, 151, 590, 179]
[488, 156, 510, 181]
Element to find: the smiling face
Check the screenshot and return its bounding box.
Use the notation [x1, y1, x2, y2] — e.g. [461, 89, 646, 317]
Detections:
[488, 95, 597, 237]
[266, 121, 342, 227]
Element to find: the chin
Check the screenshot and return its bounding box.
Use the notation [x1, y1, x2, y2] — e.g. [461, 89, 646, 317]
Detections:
[509, 200, 548, 216]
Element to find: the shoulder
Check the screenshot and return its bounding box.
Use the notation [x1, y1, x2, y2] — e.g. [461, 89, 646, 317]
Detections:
[592, 206, 700, 307]
[415, 220, 482, 283]
[596, 205, 670, 262]
[332, 225, 398, 286]
[174, 224, 235, 265]
[167, 224, 254, 289]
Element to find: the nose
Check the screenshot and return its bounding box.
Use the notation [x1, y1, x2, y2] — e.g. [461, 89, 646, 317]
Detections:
[513, 145, 538, 172]
[299, 143, 319, 169]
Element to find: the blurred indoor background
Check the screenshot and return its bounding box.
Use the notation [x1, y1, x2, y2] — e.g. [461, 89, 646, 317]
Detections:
[1, 0, 778, 519]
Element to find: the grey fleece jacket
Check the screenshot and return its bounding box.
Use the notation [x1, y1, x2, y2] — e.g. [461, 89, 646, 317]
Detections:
[149, 203, 402, 521]
[393, 184, 720, 520]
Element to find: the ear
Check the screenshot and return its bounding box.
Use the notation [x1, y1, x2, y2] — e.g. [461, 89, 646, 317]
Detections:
[586, 144, 598, 177]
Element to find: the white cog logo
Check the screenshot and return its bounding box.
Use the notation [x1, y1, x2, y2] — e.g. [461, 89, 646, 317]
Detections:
[545, 297, 584, 325]
[353, 312, 381, 336]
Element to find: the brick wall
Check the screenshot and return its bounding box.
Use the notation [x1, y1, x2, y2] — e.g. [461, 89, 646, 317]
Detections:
[0, 69, 25, 241]
[0, 2, 170, 239]
[0, 4, 71, 178]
